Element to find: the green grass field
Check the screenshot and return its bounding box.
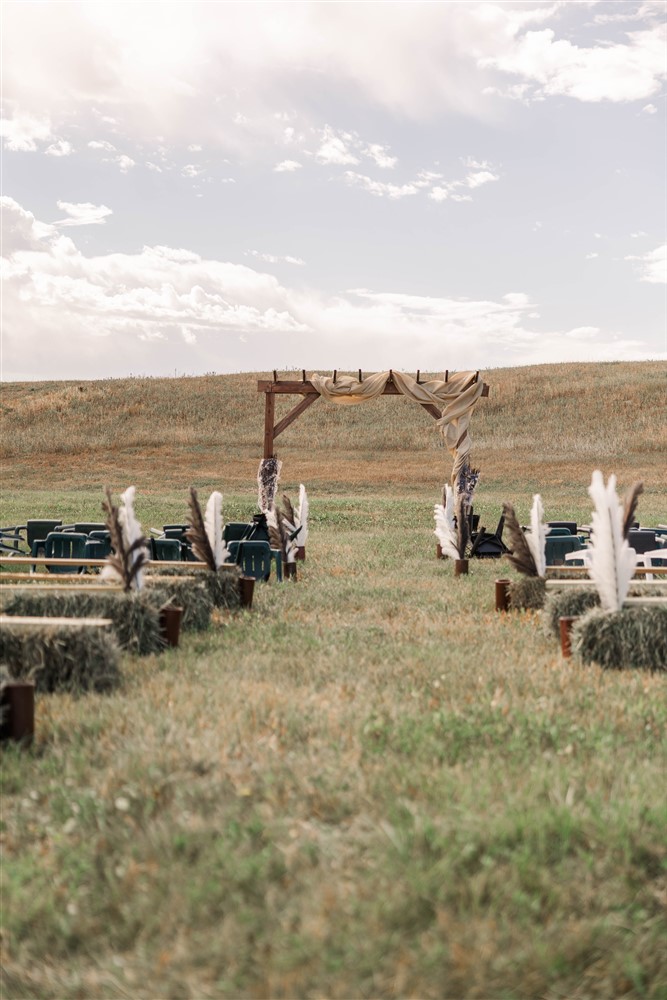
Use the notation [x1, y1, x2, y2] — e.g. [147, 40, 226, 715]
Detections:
[1, 362, 666, 999]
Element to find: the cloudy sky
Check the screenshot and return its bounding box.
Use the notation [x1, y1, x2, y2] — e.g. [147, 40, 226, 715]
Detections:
[2, 0, 666, 381]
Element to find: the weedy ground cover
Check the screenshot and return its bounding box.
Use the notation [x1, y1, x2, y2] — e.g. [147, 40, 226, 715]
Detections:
[1, 362, 666, 999]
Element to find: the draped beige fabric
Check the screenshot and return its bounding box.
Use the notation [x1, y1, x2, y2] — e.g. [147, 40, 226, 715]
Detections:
[310, 371, 484, 481]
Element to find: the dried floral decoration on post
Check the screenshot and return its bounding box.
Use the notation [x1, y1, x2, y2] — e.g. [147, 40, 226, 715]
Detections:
[258, 457, 283, 513]
[587, 472, 640, 612]
[186, 488, 230, 570]
[434, 460, 478, 559]
[102, 486, 148, 592]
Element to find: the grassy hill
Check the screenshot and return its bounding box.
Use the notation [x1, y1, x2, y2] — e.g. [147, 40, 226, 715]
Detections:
[2, 362, 666, 502]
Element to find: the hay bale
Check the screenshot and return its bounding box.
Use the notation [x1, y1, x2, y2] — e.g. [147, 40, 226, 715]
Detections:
[542, 588, 600, 638]
[148, 566, 241, 609]
[149, 580, 213, 632]
[3, 591, 162, 655]
[508, 576, 547, 611]
[0, 624, 121, 693]
[204, 567, 241, 609]
[573, 606, 667, 671]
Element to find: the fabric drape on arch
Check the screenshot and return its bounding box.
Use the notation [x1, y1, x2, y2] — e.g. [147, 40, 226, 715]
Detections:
[309, 370, 484, 482]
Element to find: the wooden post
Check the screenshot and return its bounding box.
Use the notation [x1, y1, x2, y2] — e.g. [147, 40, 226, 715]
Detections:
[263, 390, 275, 458]
[358, 369, 362, 382]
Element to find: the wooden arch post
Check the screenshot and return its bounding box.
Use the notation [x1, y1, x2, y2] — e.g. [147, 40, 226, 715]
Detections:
[257, 370, 490, 459]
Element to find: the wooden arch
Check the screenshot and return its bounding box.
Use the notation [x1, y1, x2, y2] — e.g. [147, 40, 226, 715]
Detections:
[257, 369, 490, 459]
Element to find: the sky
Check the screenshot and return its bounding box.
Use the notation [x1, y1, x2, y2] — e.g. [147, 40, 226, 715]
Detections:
[1, 0, 666, 382]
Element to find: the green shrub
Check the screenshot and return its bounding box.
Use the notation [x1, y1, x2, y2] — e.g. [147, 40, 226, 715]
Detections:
[574, 606, 667, 670]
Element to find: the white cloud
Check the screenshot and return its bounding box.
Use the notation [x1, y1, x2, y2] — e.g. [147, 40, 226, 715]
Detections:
[45, 140, 73, 157]
[88, 139, 117, 152]
[182, 164, 203, 177]
[245, 250, 305, 266]
[482, 22, 667, 103]
[363, 143, 397, 170]
[2, 196, 661, 380]
[343, 172, 418, 200]
[625, 244, 667, 284]
[274, 159, 302, 172]
[115, 154, 136, 172]
[54, 202, 113, 227]
[187, 143, 203, 151]
[315, 126, 359, 166]
[1, 112, 53, 151]
[0, 196, 55, 253]
[466, 169, 499, 188]
[641, 103, 658, 114]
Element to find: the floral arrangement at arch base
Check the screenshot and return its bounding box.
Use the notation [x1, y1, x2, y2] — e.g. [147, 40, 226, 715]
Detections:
[433, 460, 479, 568]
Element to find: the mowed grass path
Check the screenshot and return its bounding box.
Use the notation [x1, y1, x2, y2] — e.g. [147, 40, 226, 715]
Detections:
[2, 491, 666, 1000]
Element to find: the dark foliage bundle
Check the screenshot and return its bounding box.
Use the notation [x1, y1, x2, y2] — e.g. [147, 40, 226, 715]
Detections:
[542, 589, 600, 638]
[574, 606, 667, 671]
[3, 591, 163, 656]
[508, 576, 547, 611]
[0, 625, 121, 694]
[622, 481, 644, 538]
[185, 487, 217, 570]
[149, 580, 213, 632]
[503, 503, 539, 577]
[267, 497, 300, 563]
[102, 486, 148, 592]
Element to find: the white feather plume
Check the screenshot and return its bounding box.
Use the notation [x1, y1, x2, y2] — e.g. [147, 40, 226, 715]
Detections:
[526, 494, 547, 578]
[587, 470, 638, 612]
[434, 485, 460, 561]
[295, 483, 309, 546]
[204, 491, 229, 567]
[102, 485, 146, 590]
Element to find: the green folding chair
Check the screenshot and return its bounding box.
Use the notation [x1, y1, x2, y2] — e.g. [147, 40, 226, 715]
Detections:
[44, 532, 88, 574]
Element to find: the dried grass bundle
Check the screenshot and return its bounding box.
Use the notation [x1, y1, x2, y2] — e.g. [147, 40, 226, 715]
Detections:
[574, 606, 667, 671]
[0, 625, 121, 693]
[149, 580, 213, 632]
[3, 591, 163, 655]
[542, 589, 600, 639]
[146, 565, 240, 609]
[508, 576, 547, 611]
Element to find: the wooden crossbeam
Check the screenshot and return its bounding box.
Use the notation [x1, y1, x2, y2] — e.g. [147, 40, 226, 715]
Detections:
[257, 373, 490, 458]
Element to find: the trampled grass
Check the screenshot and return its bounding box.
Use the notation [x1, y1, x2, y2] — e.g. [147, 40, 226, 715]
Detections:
[1, 362, 666, 999]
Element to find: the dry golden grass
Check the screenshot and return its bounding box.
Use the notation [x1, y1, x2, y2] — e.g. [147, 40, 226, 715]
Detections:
[2, 362, 665, 493]
[1, 362, 666, 999]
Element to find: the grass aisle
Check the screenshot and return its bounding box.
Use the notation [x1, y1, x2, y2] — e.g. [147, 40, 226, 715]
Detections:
[2, 496, 666, 999]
